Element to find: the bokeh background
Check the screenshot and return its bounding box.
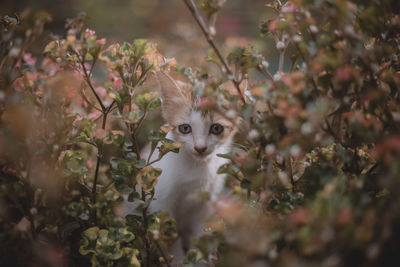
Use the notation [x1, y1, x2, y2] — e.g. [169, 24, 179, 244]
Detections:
[1, 0, 273, 68]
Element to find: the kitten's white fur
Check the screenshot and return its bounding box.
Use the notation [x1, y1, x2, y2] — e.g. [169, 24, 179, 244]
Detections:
[147, 71, 235, 263]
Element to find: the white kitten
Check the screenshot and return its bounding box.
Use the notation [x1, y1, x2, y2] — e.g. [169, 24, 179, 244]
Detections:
[148, 71, 236, 263]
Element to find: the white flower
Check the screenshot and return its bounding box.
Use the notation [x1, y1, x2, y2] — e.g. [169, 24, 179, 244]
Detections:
[273, 73, 281, 81]
[261, 60, 269, 69]
[344, 25, 355, 36]
[226, 109, 236, 119]
[9, 47, 21, 58]
[301, 122, 314, 135]
[209, 26, 216, 36]
[276, 41, 285, 51]
[290, 145, 301, 157]
[30, 207, 38, 215]
[293, 34, 302, 43]
[265, 144, 276, 156]
[365, 44, 374, 50]
[278, 171, 290, 187]
[248, 129, 260, 140]
[392, 112, 400, 122]
[309, 25, 318, 33]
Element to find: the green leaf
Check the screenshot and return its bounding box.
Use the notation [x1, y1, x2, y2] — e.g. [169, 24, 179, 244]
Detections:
[136, 165, 162, 191]
[136, 92, 161, 110]
[83, 226, 100, 240]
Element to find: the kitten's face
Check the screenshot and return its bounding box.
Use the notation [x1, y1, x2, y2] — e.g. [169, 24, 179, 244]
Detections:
[156, 71, 236, 159]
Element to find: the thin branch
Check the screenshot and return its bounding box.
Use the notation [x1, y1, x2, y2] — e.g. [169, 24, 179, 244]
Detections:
[147, 146, 157, 164]
[80, 85, 102, 112]
[278, 35, 286, 73]
[141, 188, 152, 267]
[288, 156, 295, 191]
[72, 49, 106, 111]
[92, 113, 108, 204]
[257, 65, 274, 81]
[145, 155, 163, 167]
[183, 0, 246, 103]
[156, 241, 172, 267]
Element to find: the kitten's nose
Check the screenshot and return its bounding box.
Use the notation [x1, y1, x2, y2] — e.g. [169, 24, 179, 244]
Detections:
[194, 146, 207, 154]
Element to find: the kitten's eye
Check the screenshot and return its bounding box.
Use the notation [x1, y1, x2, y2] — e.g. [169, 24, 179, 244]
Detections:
[178, 124, 192, 134]
[210, 123, 224, 135]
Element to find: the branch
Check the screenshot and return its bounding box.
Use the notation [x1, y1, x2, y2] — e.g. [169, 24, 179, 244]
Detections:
[80, 84, 103, 112]
[183, 0, 246, 103]
[73, 49, 106, 111]
[156, 241, 172, 267]
[92, 113, 107, 205]
[278, 35, 286, 73]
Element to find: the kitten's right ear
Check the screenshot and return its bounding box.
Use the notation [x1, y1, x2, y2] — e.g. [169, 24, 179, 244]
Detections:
[155, 71, 193, 124]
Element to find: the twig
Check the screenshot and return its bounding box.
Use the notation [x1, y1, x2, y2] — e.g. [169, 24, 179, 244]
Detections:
[141, 188, 152, 267]
[278, 35, 286, 73]
[145, 155, 163, 167]
[257, 65, 274, 81]
[80, 84, 102, 112]
[183, 0, 246, 103]
[91, 113, 107, 206]
[73, 49, 106, 111]
[156, 241, 172, 267]
[91, 100, 115, 222]
[288, 156, 295, 191]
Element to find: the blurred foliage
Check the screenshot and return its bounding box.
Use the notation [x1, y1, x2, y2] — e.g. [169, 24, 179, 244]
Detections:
[1, 0, 400, 266]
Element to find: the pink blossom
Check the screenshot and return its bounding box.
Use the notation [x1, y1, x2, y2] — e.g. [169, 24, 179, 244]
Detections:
[26, 71, 38, 82]
[23, 53, 37, 66]
[96, 87, 107, 98]
[282, 4, 297, 13]
[84, 29, 96, 38]
[198, 97, 211, 107]
[87, 158, 94, 169]
[335, 65, 352, 82]
[113, 78, 123, 88]
[96, 38, 106, 46]
[13, 78, 25, 92]
[88, 111, 102, 120]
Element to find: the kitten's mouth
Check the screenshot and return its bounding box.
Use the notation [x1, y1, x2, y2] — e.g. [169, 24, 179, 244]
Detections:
[192, 151, 213, 159]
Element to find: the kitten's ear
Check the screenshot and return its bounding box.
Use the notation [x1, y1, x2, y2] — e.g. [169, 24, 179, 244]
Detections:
[155, 71, 193, 124]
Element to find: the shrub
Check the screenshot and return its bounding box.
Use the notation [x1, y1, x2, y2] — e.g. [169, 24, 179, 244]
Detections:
[0, 0, 399, 266]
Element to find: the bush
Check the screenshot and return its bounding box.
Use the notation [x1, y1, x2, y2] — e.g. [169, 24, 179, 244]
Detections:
[1, 1, 399, 266]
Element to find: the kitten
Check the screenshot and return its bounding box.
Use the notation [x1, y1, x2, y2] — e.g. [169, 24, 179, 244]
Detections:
[148, 71, 236, 263]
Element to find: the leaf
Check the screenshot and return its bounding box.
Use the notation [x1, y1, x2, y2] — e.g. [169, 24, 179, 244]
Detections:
[136, 92, 161, 110]
[136, 166, 162, 191]
[159, 140, 183, 155]
[116, 110, 144, 124]
[83, 226, 100, 240]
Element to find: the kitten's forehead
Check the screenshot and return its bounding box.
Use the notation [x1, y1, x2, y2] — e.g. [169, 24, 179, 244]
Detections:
[188, 109, 232, 127]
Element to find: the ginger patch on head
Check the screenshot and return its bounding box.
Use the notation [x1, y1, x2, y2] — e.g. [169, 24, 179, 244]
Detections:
[156, 71, 193, 125]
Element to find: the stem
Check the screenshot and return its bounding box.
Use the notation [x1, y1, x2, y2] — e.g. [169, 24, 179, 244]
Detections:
[288, 156, 295, 191]
[183, 0, 245, 103]
[92, 112, 107, 205]
[145, 155, 163, 167]
[156, 241, 172, 267]
[90, 99, 114, 223]
[80, 85, 103, 112]
[279, 49, 285, 73]
[142, 188, 152, 267]
[76, 51, 106, 111]
[278, 35, 286, 73]
[257, 65, 274, 81]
